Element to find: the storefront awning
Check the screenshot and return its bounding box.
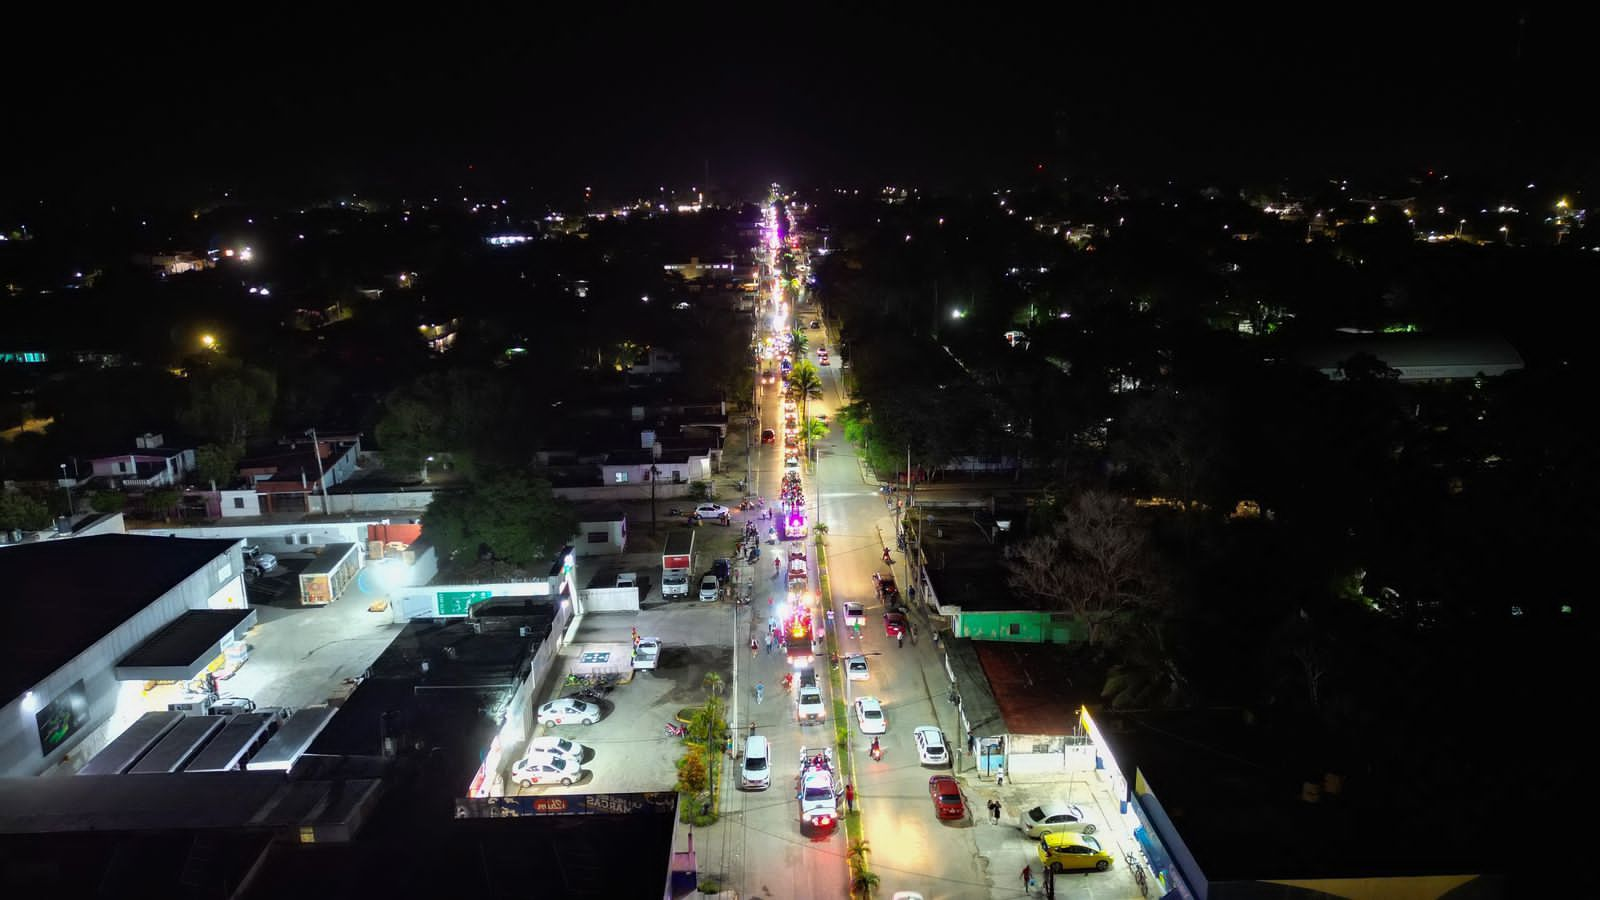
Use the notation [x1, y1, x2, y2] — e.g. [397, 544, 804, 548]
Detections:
[113, 608, 257, 682]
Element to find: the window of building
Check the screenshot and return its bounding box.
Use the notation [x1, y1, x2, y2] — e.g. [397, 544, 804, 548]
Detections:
[233, 497, 245, 509]
[586, 531, 607, 544]
[613, 471, 629, 484]
[1008, 623, 1021, 636]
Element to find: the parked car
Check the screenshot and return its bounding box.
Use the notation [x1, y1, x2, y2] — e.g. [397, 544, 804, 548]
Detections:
[913, 726, 949, 766]
[927, 775, 966, 819]
[1021, 803, 1098, 837]
[525, 737, 589, 761]
[740, 735, 771, 790]
[762, 428, 776, 444]
[537, 697, 600, 726]
[1036, 832, 1112, 873]
[615, 572, 638, 590]
[883, 612, 908, 638]
[854, 696, 886, 734]
[846, 654, 869, 681]
[632, 637, 661, 670]
[242, 545, 277, 578]
[693, 503, 730, 520]
[510, 752, 586, 787]
[699, 575, 720, 602]
[211, 697, 257, 716]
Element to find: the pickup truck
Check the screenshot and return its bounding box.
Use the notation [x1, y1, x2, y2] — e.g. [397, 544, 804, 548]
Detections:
[632, 637, 661, 670]
[796, 681, 825, 725]
[796, 746, 842, 833]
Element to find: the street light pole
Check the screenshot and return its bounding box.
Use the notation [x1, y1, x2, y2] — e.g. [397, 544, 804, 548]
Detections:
[59, 464, 73, 517]
[305, 427, 331, 514]
[649, 464, 661, 536]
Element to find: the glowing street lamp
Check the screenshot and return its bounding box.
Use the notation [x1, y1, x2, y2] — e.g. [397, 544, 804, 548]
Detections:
[200, 334, 217, 351]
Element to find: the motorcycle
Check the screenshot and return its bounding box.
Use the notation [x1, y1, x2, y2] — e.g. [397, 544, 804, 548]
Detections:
[665, 722, 687, 738]
[870, 740, 883, 762]
[882, 549, 893, 565]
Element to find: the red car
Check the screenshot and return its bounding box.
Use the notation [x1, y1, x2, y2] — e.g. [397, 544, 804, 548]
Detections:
[762, 429, 776, 444]
[883, 612, 908, 638]
[928, 775, 965, 819]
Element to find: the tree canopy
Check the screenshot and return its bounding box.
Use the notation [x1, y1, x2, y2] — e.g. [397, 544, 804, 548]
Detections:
[421, 468, 577, 568]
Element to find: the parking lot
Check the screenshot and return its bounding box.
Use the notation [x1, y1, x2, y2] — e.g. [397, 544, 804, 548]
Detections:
[506, 605, 736, 797]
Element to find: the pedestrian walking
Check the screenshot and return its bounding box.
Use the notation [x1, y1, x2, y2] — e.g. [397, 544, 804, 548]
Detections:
[907, 585, 916, 603]
[755, 683, 764, 704]
[996, 765, 1006, 787]
[989, 798, 1002, 824]
[1021, 864, 1033, 893]
[765, 633, 773, 653]
[845, 782, 855, 813]
[750, 636, 758, 656]
[967, 732, 977, 753]
[1045, 866, 1056, 899]
[897, 633, 904, 649]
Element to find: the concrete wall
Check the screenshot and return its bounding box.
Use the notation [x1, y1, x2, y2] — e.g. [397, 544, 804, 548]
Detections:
[573, 519, 627, 557]
[139, 521, 375, 555]
[580, 586, 640, 613]
[391, 581, 555, 623]
[310, 489, 434, 515]
[1003, 733, 1089, 782]
[0, 543, 244, 777]
[220, 490, 262, 518]
[553, 483, 693, 501]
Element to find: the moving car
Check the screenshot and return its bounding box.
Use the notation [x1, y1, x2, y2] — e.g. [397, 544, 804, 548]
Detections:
[844, 602, 864, 628]
[510, 752, 586, 787]
[537, 697, 600, 726]
[526, 737, 589, 761]
[699, 575, 720, 601]
[845, 654, 869, 681]
[762, 428, 776, 444]
[927, 775, 965, 819]
[796, 683, 825, 724]
[883, 612, 908, 638]
[1036, 832, 1113, 873]
[854, 696, 886, 734]
[1021, 803, 1098, 837]
[693, 503, 730, 520]
[818, 353, 830, 366]
[913, 726, 949, 765]
[740, 735, 771, 790]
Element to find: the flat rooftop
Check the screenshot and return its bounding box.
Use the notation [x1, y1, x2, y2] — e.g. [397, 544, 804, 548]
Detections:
[918, 509, 1035, 614]
[0, 534, 237, 700]
[1097, 707, 1488, 883]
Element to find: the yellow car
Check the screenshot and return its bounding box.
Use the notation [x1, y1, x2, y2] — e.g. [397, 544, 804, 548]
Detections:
[1036, 831, 1113, 873]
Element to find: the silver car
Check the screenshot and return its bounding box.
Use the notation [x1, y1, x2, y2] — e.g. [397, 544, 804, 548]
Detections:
[1021, 803, 1097, 837]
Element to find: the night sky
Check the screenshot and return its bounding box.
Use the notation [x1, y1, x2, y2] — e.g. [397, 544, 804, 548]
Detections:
[6, 6, 1590, 205]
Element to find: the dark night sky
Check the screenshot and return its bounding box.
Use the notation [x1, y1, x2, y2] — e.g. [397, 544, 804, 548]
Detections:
[4, 5, 1590, 205]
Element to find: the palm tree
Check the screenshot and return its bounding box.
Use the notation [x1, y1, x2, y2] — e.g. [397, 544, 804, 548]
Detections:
[703, 672, 724, 697]
[850, 866, 880, 898]
[789, 361, 824, 456]
[803, 417, 830, 451]
[788, 329, 809, 359]
[846, 838, 871, 868]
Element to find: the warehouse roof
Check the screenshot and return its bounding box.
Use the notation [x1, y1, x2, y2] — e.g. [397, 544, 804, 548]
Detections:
[0, 534, 237, 701]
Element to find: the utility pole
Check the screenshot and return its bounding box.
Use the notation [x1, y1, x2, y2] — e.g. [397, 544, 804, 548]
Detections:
[59, 464, 73, 517]
[649, 464, 661, 536]
[305, 428, 331, 514]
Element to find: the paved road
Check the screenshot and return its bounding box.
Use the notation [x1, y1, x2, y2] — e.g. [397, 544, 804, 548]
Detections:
[715, 217, 850, 900]
[807, 307, 993, 899]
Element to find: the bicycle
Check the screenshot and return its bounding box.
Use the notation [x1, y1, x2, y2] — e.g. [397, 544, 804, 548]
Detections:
[1125, 852, 1149, 898]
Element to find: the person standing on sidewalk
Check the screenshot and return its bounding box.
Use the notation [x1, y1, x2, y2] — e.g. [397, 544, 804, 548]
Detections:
[844, 782, 855, 813]
[996, 764, 1006, 787]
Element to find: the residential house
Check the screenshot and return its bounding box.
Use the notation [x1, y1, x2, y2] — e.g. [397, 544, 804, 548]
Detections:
[87, 434, 196, 489]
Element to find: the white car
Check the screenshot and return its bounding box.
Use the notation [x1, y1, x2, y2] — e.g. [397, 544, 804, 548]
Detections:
[699, 575, 720, 602]
[913, 726, 949, 766]
[796, 684, 826, 724]
[693, 503, 730, 520]
[846, 654, 869, 681]
[510, 752, 586, 787]
[525, 736, 589, 761]
[853, 696, 886, 734]
[1021, 803, 1098, 837]
[633, 637, 661, 670]
[537, 697, 601, 726]
[242, 545, 277, 577]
